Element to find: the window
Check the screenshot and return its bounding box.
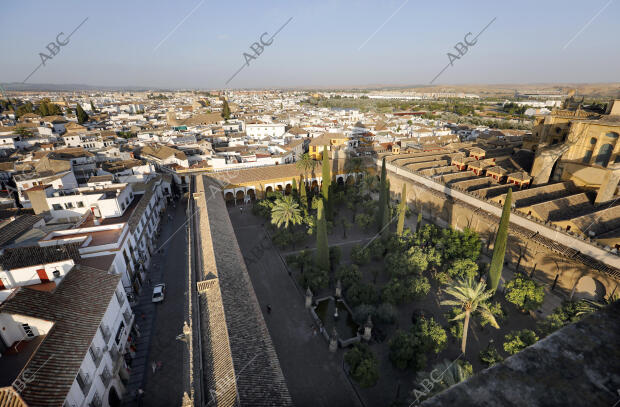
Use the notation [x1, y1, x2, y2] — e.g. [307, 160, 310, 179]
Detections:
[582, 150, 593, 163]
[52, 269, 61, 278]
[606, 132, 619, 140]
[22, 323, 35, 338]
[52, 204, 62, 210]
[594, 143, 613, 167]
[65, 202, 74, 209]
[590, 137, 597, 145]
[77, 201, 84, 208]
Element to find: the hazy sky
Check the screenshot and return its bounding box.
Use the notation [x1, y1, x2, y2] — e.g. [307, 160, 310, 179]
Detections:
[0, 0, 618, 89]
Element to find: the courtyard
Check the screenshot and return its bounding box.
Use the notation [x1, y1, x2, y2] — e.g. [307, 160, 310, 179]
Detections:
[227, 168, 591, 406]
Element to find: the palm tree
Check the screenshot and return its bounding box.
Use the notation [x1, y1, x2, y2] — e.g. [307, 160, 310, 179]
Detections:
[270, 196, 303, 229]
[414, 359, 473, 401]
[362, 173, 377, 195]
[296, 153, 317, 183]
[441, 277, 499, 354]
[575, 295, 618, 317]
[344, 157, 364, 175]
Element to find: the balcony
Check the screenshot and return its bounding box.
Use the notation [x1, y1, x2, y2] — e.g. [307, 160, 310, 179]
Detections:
[76, 371, 92, 396]
[109, 345, 123, 374]
[123, 309, 133, 325]
[115, 289, 125, 306]
[100, 325, 111, 344]
[100, 366, 112, 387]
[89, 346, 103, 368]
[89, 391, 102, 407]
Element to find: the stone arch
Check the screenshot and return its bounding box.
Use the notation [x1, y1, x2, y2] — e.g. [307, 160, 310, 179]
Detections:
[336, 176, 344, 185]
[235, 190, 245, 202]
[572, 275, 606, 301]
[224, 191, 234, 201]
[265, 186, 273, 194]
[285, 183, 292, 195]
[247, 189, 256, 201]
[276, 184, 284, 193]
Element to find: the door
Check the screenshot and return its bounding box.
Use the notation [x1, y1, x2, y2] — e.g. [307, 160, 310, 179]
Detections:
[36, 268, 49, 283]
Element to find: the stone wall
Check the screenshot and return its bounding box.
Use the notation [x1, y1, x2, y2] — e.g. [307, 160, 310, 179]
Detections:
[420, 301, 620, 406]
[195, 175, 293, 406]
[386, 170, 618, 300]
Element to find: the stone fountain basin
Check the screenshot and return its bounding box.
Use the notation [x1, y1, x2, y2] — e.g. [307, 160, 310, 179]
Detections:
[311, 296, 360, 347]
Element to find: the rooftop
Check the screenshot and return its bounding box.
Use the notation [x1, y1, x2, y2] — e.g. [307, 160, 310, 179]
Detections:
[0, 265, 120, 407]
[0, 243, 81, 270]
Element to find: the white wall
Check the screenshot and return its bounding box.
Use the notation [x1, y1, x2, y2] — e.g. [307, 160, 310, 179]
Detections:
[0, 260, 74, 290]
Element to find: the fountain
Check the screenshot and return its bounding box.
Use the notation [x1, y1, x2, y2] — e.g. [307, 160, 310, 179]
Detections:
[311, 296, 360, 348]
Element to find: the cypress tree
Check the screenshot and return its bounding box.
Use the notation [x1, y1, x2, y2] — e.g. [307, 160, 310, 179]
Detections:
[299, 176, 307, 214]
[221, 99, 231, 120]
[416, 211, 422, 233]
[292, 178, 297, 194]
[489, 188, 512, 292]
[76, 103, 89, 124]
[396, 184, 407, 236]
[321, 146, 330, 202]
[316, 200, 330, 271]
[381, 179, 391, 238]
[377, 157, 387, 231]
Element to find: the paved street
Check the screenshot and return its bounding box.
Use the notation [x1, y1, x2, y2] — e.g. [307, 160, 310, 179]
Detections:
[122, 201, 189, 406]
[228, 204, 363, 407]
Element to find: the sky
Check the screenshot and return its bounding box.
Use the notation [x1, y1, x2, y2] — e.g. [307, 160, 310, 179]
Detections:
[0, 0, 618, 89]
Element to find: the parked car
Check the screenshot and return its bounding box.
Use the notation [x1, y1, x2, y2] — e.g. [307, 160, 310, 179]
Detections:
[152, 284, 166, 303]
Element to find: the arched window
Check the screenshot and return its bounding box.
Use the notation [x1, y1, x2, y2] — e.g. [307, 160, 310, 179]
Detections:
[594, 143, 613, 167]
[582, 150, 593, 163]
[606, 132, 619, 140]
[590, 137, 597, 145]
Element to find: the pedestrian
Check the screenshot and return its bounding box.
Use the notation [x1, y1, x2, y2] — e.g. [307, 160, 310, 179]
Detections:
[147, 278, 151, 286]
[266, 304, 272, 314]
[151, 361, 157, 374]
[137, 388, 144, 406]
[313, 327, 317, 336]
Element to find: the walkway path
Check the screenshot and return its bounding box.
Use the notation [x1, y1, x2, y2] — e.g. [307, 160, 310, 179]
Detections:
[228, 205, 362, 407]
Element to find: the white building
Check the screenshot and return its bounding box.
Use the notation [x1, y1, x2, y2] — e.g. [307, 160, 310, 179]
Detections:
[0, 262, 134, 407]
[245, 123, 286, 139]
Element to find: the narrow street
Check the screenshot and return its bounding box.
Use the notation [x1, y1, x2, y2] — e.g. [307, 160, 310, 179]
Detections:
[121, 200, 189, 406]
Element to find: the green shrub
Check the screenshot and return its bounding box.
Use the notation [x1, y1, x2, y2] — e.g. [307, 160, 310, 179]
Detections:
[503, 329, 538, 355]
[505, 275, 545, 312]
[344, 344, 379, 388]
[351, 244, 371, 266]
[479, 346, 504, 367]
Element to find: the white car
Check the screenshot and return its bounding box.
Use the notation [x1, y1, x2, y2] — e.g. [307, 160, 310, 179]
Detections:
[152, 284, 166, 303]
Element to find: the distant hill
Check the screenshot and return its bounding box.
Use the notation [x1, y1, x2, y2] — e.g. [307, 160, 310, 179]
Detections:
[1, 82, 166, 92]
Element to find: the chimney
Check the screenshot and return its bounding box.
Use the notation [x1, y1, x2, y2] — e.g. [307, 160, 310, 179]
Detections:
[595, 164, 620, 204]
